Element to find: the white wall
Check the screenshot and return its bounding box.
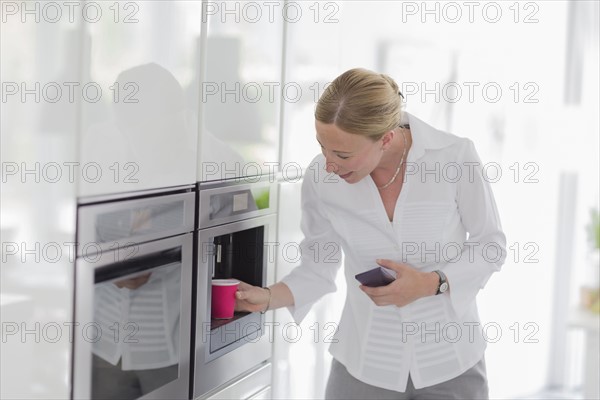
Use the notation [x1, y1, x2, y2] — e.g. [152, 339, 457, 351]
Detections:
[275, 1, 599, 399]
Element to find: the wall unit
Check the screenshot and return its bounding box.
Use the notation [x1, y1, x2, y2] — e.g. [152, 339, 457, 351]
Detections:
[196, 1, 284, 182]
[1, 11, 81, 399]
[78, 1, 202, 198]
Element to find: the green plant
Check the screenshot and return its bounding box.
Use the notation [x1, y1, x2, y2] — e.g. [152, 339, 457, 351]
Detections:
[587, 208, 600, 250]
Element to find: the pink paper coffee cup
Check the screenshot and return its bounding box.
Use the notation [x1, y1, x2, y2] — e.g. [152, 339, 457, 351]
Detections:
[211, 279, 240, 319]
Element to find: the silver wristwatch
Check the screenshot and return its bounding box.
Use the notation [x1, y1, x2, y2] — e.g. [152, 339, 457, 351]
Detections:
[433, 270, 449, 295]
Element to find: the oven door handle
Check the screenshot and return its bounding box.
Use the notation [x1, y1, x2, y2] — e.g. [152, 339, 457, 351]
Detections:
[95, 247, 181, 283]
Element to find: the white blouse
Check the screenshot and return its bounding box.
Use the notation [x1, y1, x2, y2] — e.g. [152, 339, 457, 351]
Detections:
[93, 263, 181, 371]
[281, 112, 506, 391]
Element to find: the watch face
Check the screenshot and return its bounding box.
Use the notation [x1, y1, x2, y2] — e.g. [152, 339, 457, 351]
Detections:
[439, 282, 449, 293]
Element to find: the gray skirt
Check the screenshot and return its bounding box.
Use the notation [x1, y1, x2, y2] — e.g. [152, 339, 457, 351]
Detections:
[325, 357, 488, 400]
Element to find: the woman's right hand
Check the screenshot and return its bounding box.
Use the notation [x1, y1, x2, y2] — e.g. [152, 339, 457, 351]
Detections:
[235, 281, 270, 313]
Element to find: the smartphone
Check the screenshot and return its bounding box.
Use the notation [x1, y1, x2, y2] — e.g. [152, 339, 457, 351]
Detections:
[355, 266, 396, 287]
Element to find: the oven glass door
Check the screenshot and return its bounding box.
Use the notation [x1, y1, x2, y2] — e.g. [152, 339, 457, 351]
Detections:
[74, 234, 192, 400]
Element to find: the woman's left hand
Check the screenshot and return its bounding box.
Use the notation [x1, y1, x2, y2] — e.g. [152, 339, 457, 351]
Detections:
[359, 259, 438, 307]
[114, 272, 152, 290]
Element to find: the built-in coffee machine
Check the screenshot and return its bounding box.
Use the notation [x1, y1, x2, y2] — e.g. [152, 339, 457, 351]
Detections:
[193, 179, 277, 399]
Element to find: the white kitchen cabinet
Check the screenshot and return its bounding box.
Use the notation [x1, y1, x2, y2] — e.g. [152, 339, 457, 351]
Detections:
[197, 1, 284, 182]
[1, 11, 80, 399]
[78, 1, 202, 198]
[204, 363, 271, 400]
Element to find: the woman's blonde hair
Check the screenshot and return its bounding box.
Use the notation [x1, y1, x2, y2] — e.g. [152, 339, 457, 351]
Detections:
[315, 68, 403, 141]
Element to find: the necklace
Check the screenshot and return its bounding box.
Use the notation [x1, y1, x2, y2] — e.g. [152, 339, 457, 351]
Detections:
[376, 128, 408, 190]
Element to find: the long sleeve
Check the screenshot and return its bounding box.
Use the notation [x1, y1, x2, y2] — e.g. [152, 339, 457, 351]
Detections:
[441, 139, 506, 319]
[280, 167, 344, 323]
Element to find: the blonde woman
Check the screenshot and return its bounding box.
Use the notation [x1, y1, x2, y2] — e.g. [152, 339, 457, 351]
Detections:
[236, 68, 506, 399]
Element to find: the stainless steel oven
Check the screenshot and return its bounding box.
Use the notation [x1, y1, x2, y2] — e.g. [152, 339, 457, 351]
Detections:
[193, 180, 277, 398]
[73, 187, 195, 399]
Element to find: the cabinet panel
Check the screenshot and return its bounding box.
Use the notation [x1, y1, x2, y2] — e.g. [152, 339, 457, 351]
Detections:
[1, 11, 80, 399]
[249, 386, 272, 399]
[197, 1, 284, 182]
[78, 1, 202, 197]
[204, 363, 271, 400]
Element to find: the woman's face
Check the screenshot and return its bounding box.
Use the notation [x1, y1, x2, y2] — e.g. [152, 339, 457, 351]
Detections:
[315, 121, 385, 184]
